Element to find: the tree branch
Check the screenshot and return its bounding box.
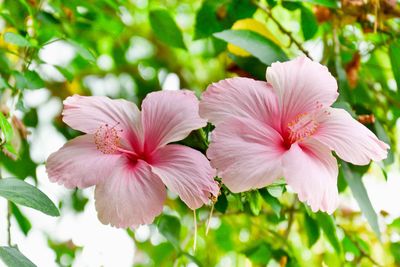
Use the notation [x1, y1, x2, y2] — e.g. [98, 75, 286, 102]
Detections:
[253, 1, 313, 60]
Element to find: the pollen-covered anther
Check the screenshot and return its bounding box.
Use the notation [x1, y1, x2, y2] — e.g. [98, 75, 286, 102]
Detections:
[94, 123, 121, 154]
[287, 113, 319, 143]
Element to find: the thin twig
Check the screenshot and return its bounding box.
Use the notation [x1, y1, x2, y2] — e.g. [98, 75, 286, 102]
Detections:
[42, 37, 65, 47]
[283, 205, 295, 239]
[332, 14, 347, 83]
[7, 203, 11, 246]
[253, 1, 312, 60]
[24, 48, 35, 71]
[339, 226, 383, 267]
[251, 217, 295, 256]
[0, 168, 11, 246]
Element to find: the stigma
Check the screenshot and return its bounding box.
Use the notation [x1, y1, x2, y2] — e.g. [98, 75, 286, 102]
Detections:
[94, 123, 122, 154]
[94, 123, 141, 159]
[287, 113, 318, 143]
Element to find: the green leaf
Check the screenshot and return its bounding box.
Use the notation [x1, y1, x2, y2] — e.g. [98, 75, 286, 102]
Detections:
[194, 1, 223, 39]
[337, 166, 348, 193]
[215, 221, 234, 251]
[0, 112, 13, 142]
[259, 188, 281, 217]
[0, 13, 18, 30]
[248, 190, 262, 216]
[71, 190, 89, 212]
[266, 179, 286, 198]
[10, 203, 32, 235]
[301, 7, 318, 40]
[149, 9, 186, 50]
[13, 71, 45, 90]
[0, 178, 59, 216]
[374, 120, 393, 166]
[228, 53, 267, 80]
[390, 217, 400, 230]
[68, 40, 96, 62]
[355, 236, 370, 253]
[304, 212, 320, 247]
[266, 0, 277, 7]
[341, 162, 381, 239]
[3, 32, 32, 47]
[0, 246, 36, 267]
[389, 38, 400, 92]
[282, 1, 303, 10]
[391, 242, 400, 264]
[0, 141, 37, 180]
[215, 192, 228, 214]
[13, 72, 26, 90]
[342, 236, 360, 257]
[23, 71, 45, 89]
[23, 108, 38, 128]
[47, 238, 82, 266]
[3, 143, 17, 158]
[77, 46, 96, 62]
[285, 0, 339, 8]
[315, 212, 341, 253]
[157, 215, 181, 250]
[194, 0, 256, 40]
[214, 30, 288, 65]
[54, 66, 73, 82]
[243, 243, 272, 264]
[0, 76, 10, 90]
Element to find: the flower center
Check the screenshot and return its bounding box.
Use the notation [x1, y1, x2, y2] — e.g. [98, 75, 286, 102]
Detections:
[94, 123, 122, 154]
[287, 113, 318, 143]
[94, 123, 144, 161]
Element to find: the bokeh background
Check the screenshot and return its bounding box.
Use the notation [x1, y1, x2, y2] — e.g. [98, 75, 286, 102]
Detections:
[0, 0, 400, 266]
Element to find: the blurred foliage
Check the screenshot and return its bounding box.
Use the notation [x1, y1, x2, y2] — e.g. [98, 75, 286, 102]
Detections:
[0, 0, 400, 266]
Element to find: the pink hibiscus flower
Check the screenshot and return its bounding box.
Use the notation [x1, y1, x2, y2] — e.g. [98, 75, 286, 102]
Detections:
[200, 56, 389, 214]
[46, 91, 219, 228]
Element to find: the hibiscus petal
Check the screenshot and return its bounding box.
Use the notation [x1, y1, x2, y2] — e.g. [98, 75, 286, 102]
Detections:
[199, 77, 280, 130]
[266, 56, 338, 125]
[313, 108, 389, 165]
[283, 140, 339, 214]
[63, 95, 142, 149]
[95, 159, 166, 229]
[46, 134, 122, 189]
[150, 144, 218, 210]
[207, 117, 285, 193]
[141, 90, 206, 153]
